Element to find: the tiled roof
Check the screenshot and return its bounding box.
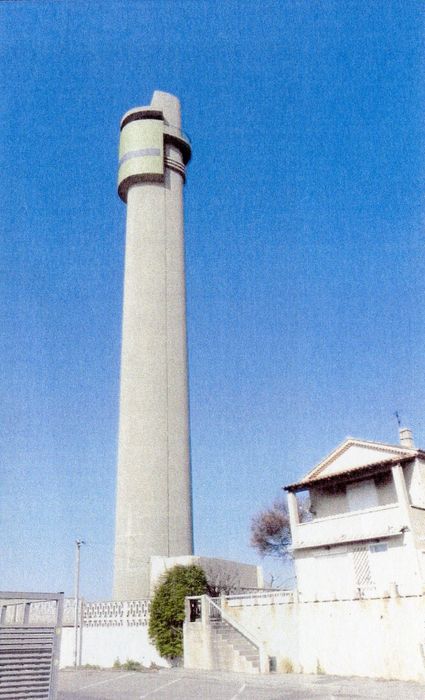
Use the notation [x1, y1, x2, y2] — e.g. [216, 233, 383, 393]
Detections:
[284, 454, 423, 493]
[302, 438, 417, 482]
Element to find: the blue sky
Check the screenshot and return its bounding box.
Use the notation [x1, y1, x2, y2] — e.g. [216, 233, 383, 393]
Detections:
[0, 1, 424, 598]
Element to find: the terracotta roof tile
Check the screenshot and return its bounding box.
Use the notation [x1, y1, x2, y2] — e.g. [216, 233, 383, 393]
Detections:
[284, 453, 425, 493]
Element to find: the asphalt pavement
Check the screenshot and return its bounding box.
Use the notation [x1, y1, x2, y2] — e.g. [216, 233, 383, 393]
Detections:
[58, 667, 425, 699]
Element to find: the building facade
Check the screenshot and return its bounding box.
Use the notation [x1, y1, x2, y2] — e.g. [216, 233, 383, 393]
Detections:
[285, 430, 425, 600]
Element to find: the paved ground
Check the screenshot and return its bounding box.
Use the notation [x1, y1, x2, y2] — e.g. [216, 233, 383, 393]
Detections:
[58, 668, 425, 699]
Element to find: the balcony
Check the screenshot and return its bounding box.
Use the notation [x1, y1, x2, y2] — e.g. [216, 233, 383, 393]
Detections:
[292, 504, 405, 550]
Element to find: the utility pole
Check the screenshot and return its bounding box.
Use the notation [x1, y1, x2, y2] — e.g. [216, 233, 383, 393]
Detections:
[73, 539, 85, 668]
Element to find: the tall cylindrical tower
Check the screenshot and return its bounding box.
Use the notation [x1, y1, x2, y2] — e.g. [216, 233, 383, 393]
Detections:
[113, 91, 193, 599]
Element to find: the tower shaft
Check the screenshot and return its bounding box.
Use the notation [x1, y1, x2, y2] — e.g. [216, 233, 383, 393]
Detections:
[113, 92, 192, 599]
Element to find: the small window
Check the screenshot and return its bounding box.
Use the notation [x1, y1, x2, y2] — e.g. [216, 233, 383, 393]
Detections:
[369, 543, 388, 553]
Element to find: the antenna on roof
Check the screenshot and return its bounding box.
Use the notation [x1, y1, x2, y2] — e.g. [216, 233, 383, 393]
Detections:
[394, 411, 401, 428]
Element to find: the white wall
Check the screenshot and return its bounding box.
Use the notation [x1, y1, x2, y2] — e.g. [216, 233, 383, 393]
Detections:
[406, 460, 425, 509]
[376, 472, 397, 506]
[60, 626, 168, 669]
[310, 484, 347, 518]
[309, 473, 397, 520]
[217, 593, 425, 681]
[295, 547, 355, 599]
[294, 536, 419, 599]
[411, 507, 425, 540]
[321, 445, 407, 476]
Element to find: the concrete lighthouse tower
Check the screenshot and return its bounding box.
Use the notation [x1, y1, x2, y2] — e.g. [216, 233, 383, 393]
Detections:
[113, 91, 193, 599]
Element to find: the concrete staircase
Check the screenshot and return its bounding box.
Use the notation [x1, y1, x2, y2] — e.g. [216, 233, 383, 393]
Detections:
[209, 619, 260, 673]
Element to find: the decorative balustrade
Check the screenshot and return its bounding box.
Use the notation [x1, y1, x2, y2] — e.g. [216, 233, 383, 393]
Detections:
[10, 598, 151, 628]
[84, 600, 124, 627]
[83, 599, 150, 627]
[125, 599, 151, 627]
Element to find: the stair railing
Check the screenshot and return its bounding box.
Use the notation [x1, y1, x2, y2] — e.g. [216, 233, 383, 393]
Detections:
[204, 595, 267, 672]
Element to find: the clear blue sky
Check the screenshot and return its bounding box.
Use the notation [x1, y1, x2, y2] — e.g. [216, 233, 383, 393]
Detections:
[0, 1, 424, 598]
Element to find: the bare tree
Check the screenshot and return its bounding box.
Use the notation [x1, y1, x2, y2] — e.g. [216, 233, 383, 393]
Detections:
[202, 562, 242, 596]
[250, 495, 310, 559]
[250, 499, 292, 558]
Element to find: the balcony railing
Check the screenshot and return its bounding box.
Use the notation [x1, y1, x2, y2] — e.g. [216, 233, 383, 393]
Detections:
[293, 504, 405, 550]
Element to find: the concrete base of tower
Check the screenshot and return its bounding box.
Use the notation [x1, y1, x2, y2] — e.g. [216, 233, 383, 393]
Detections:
[149, 555, 263, 597]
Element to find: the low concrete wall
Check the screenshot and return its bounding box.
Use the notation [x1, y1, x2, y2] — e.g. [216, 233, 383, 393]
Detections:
[184, 620, 215, 672]
[60, 626, 168, 669]
[223, 594, 425, 680]
[184, 592, 425, 681]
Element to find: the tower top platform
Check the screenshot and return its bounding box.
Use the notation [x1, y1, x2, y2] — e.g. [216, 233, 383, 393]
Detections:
[118, 91, 191, 202]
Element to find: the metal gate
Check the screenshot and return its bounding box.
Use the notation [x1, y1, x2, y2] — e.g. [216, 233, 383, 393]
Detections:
[0, 591, 63, 699]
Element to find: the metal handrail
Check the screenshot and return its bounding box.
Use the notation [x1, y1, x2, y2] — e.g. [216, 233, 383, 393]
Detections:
[225, 590, 293, 601]
[205, 595, 261, 652]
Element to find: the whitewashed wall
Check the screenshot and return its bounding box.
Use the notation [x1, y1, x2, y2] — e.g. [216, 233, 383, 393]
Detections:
[405, 461, 425, 509]
[60, 626, 168, 669]
[221, 592, 425, 681]
[294, 535, 421, 599]
[57, 599, 168, 669]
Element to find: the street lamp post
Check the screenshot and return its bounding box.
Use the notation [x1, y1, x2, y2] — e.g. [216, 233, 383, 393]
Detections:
[73, 539, 85, 668]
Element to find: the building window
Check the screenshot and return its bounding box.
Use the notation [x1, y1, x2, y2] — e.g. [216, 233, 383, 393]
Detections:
[369, 543, 388, 553]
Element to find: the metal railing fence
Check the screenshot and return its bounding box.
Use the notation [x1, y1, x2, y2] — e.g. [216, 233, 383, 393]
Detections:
[0, 591, 63, 700]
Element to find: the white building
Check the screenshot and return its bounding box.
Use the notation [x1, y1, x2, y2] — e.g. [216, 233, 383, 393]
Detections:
[284, 429, 425, 600]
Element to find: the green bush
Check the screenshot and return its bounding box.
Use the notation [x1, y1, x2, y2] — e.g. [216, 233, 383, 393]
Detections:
[122, 659, 143, 671]
[148, 565, 208, 659]
[113, 658, 145, 671]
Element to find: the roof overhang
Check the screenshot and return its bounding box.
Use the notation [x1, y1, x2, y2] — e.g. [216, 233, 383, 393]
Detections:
[284, 455, 418, 493]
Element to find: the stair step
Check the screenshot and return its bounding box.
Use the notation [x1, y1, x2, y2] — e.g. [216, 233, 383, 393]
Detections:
[223, 637, 254, 644]
[220, 640, 256, 651]
[209, 618, 261, 674]
[214, 637, 255, 648]
[216, 632, 255, 643]
[239, 653, 259, 659]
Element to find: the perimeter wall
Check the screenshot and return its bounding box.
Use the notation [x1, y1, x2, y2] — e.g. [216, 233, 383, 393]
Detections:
[60, 625, 166, 669]
[52, 599, 168, 669]
[220, 591, 425, 680]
